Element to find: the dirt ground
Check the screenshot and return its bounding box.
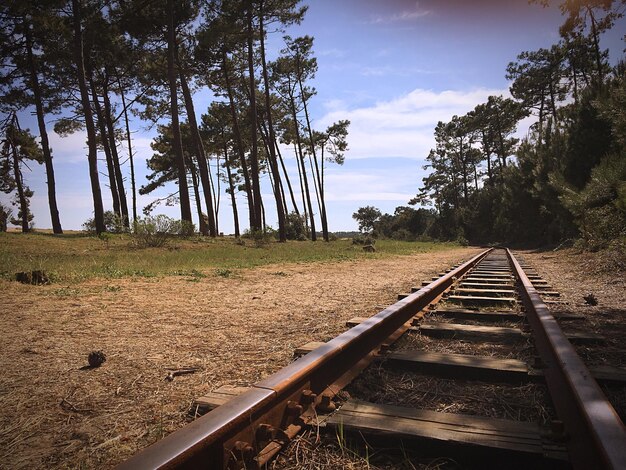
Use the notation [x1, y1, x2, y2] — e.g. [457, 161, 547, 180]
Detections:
[516, 248, 626, 368]
[2, 246, 624, 469]
[0, 247, 480, 469]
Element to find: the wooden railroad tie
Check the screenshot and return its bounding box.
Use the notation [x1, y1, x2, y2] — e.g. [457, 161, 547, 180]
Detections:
[325, 400, 569, 465]
[418, 322, 603, 344]
[446, 295, 518, 307]
[377, 350, 626, 385]
[343, 318, 601, 343]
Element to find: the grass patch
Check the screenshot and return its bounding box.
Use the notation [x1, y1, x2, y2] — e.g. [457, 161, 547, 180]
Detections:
[48, 286, 82, 297]
[214, 268, 234, 278]
[0, 232, 462, 283]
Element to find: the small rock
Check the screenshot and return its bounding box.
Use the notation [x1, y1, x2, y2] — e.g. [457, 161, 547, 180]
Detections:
[88, 350, 106, 368]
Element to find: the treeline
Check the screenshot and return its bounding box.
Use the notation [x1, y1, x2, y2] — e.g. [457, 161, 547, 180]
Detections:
[357, 0, 626, 249]
[0, 0, 349, 241]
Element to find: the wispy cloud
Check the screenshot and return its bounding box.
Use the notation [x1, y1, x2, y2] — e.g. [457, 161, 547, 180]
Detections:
[360, 65, 438, 77]
[47, 131, 89, 164]
[368, 2, 431, 24]
[317, 48, 348, 58]
[323, 171, 417, 202]
[317, 87, 509, 160]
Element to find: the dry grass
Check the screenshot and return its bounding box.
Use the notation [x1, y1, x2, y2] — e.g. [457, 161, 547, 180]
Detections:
[394, 331, 535, 362]
[272, 427, 458, 470]
[346, 366, 553, 424]
[0, 246, 480, 469]
[515, 248, 626, 421]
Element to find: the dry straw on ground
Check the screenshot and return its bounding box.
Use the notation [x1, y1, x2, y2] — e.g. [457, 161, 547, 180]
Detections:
[0, 247, 479, 469]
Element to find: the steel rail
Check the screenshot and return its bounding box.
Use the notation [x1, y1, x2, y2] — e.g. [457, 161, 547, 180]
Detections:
[118, 248, 493, 469]
[507, 249, 626, 470]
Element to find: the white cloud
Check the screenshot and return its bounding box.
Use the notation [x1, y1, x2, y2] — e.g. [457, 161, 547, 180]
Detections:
[360, 65, 434, 77]
[318, 48, 348, 58]
[323, 169, 421, 204]
[48, 131, 89, 164]
[322, 99, 348, 111]
[368, 2, 431, 24]
[317, 87, 508, 160]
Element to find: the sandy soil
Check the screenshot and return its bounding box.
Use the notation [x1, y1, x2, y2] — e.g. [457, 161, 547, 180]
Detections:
[0, 247, 480, 469]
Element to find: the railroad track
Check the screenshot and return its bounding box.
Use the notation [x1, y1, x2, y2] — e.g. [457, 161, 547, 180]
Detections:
[118, 248, 626, 469]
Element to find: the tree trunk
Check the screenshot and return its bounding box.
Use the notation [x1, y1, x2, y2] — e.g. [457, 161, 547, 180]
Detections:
[167, 0, 192, 224]
[223, 146, 240, 238]
[307, 153, 322, 214]
[538, 95, 545, 145]
[569, 56, 579, 104]
[72, 0, 104, 234]
[494, 114, 507, 169]
[297, 62, 328, 241]
[222, 50, 255, 229]
[188, 158, 207, 234]
[587, 6, 604, 86]
[246, 1, 263, 231]
[10, 138, 30, 232]
[116, 74, 137, 226]
[24, 21, 62, 234]
[482, 129, 492, 182]
[213, 151, 220, 235]
[548, 74, 558, 127]
[88, 70, 121, 217]
[259, 0, 286, 241]
[178, 61, 216, 236]
[459, 140, 468, 204]
[293, 142, 309, 233]
[289, 98, 316, 240]
[275, 140, 299, 215]
[258, 119, 289, 218]
[102, 75, 129, 227]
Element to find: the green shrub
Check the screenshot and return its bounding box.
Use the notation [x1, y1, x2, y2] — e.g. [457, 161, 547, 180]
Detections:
[285, 212, 309, 240]
[556, 152, 626, 250]
[83, 211, 128, 234]
[179, 220, 195, 238]
[0, 203, 10, 232]
[352, 234, 375, 245]
[132, 215, 190, 248]
[242, 227, 275, 247]
[391, 228, 413, 241]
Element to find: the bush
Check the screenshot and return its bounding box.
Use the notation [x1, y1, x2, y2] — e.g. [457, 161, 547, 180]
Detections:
[391, 228, 413, 241]
[285, 212, 309, 240]
[242, 226, 275, 247]
[179, 220, 195, 238]
[602, 239, 626, 272]
[352, 234, 375, 245]
[0, 203, 10, 232]
[132, 215, 190, 248]
[83, 211, 128, 234]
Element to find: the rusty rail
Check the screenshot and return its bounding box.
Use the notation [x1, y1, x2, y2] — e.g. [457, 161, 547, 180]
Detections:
[507, 249, 626, 470]
[118, 248, 493, 469]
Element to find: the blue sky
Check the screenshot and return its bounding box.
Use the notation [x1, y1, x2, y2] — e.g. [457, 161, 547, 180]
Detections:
[4, 0, 625, 232]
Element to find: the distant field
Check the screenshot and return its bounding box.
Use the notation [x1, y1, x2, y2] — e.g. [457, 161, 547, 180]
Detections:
[0, 231, 461, 283]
